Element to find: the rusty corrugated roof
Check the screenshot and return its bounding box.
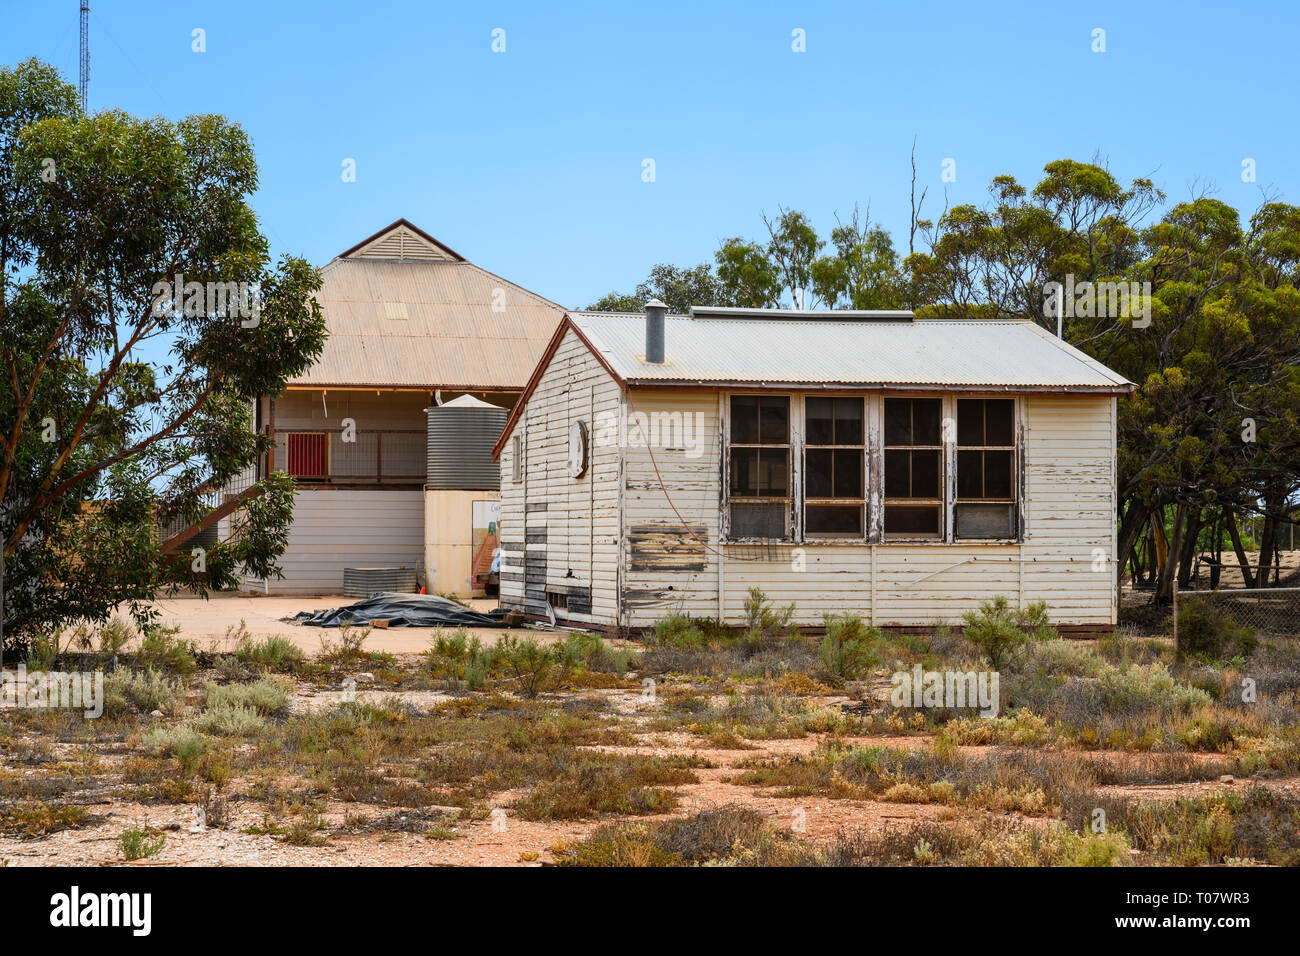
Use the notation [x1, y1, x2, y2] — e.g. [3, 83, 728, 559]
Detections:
[568, 311, 1132, 391]
[288, 254, 566, 390]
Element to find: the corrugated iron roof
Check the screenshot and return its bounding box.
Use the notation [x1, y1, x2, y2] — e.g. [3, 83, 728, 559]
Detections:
[287, 255, 566, 390]
[567, 311, 1132, 391]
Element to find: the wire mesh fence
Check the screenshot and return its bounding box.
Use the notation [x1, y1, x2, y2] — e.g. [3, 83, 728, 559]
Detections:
[1175, 584, 1300, 639]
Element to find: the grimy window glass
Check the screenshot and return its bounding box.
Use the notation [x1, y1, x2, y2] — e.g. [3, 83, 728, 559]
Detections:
[955, 398, 1016, 539]
[804, 396, 865, 536]
[883, 397, 943, 536]
[729, 395, 790, 539]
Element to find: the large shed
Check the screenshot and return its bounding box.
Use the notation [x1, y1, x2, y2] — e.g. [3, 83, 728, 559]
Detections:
[492, 304, 1133, 634]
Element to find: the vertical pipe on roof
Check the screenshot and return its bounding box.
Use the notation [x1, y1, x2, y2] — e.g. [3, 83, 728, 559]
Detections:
[644, 299, 667, 364]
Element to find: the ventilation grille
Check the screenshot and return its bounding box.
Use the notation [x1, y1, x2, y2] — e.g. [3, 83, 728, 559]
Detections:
[354, 228, 453, 261]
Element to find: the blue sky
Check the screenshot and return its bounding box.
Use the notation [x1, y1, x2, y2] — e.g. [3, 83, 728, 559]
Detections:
[4, 0, 1297, 308]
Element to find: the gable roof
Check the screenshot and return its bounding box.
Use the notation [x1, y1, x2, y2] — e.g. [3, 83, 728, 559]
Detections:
[571, 310, 1133, 390]
[492, 310, 1134, 458]
[287, 221, 566, 391]
[336, 218, 465, 261]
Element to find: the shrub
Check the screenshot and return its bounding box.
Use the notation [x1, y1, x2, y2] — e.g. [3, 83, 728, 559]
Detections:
[136, 624, 196, 674]
[495, 636, 560, 698]
[962, 596, 1053, 669]
[744, 588, 795, 640]
[142, 724, 209, 760]
[652, 612, 706, 648]
[0, 802, 91, 836]
[235, 633, 305, 672]
[97, 618, 136, 656]
[425, 627, 494, 688]
[1176, 598, 1258, 662]
[203, 678, 289, 715]
[117, 823, 166, 861]
[189, 704, 268, 736]
[820, 613, 880, 681]
[102, 668, 182, 717]
[554, 631, 635, 676]
[319, 623, 372, 664]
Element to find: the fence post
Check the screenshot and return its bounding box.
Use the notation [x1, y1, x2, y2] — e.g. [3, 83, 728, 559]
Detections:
[1172, 576, 1178, 646]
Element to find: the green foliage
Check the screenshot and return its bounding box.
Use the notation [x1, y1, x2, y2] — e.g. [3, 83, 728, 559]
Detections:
[1176, 597, 1259, 662]
[136, 624, 196, 674]
[425, 627, 493, 689]
[743, 587, 795, 643]
[189, 704, 268, 736]
[203, 678, 288, 715]
[103, 667, 183, 717]
[117, 823, 166, 861]
[651, 612, 706, 648]
[234, 632, 305, 672]
[494, 636, 561, 699]
[0, 58, 327, 651]
[962, 596, 1054, 669]
[820, 613, 881, 680]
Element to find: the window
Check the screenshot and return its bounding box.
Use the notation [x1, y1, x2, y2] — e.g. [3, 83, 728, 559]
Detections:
[511, 435, 522, 483]
[286, 432, 327, 478]
[955, 399, 1016, 538]
[883, 398, 943, 536]
[804, 397, 865, 535]
[728, 395, 789, 538]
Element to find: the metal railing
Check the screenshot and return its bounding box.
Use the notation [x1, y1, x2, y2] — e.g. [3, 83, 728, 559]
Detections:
[274, 428, 425, 483]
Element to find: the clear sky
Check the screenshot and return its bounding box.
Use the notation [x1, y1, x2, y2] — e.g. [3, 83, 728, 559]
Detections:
[4, 0, 1297, 309]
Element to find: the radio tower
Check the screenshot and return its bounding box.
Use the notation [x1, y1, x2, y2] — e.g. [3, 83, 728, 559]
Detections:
[79, 1, 89, 111]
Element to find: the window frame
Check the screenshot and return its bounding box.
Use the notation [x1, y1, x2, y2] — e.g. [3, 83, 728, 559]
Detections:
[802, 395, 867, 539]
[724, 393, 793, 542]
[718, 391, 1023, 546]
[881, 395, 946, 541]
[954, 397, 1019, 541]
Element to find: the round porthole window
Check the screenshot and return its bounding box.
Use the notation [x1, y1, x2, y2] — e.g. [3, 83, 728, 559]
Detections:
[567, 420, 589, 479]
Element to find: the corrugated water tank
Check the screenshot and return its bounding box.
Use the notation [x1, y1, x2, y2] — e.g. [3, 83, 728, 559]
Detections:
[425, 395, 510, 490]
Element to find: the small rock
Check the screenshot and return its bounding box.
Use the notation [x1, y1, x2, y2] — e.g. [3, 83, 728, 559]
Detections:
[150, 709, 164, 718]
[1219, 774, 1235, 783]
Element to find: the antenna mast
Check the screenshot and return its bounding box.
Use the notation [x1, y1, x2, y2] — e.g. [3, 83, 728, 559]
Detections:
[79, 1, 89, 111]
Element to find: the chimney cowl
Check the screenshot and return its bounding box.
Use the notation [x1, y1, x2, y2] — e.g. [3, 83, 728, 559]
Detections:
[644, 299, 667, 364]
